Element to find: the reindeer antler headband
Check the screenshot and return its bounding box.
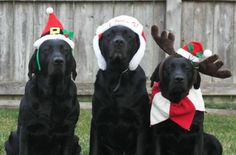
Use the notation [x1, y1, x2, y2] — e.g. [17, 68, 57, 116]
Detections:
[151, 25, 232, 79]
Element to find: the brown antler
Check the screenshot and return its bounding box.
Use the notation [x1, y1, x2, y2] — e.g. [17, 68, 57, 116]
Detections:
[151, 25, 232, 79]
[196, 54, 232, 78]
[151, 25, 176, 55]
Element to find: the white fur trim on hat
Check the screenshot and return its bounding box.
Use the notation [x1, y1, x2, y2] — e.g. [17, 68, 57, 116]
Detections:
[93, 15, 146, 70]
[93, 35, 107, 70]
[176, 48, 200, 62]
[33, 34, 75, 49]
[129, 33, 146, 70]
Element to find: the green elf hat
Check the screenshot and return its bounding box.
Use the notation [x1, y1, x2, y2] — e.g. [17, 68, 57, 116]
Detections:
[176, 41, 212, 62]
[33, 7, 74, 71]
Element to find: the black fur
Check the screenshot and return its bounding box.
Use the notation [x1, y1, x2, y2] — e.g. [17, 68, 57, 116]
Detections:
[150, 55, 222, 155]
[5, 40, 81, 155]
[89, 26, 150, 155]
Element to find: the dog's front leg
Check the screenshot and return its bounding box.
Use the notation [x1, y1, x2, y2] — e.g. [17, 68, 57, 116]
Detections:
[193, 133, 204, 155]
[19, 126, 28, 155]
[136, 129, 148, 155]
[62, 134, 74, 155]
[89, 120, 99, 155]
[153, 135, 161, 155]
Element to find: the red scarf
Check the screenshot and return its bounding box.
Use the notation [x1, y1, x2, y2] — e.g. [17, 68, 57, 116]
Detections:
[150, 82, 205, 130]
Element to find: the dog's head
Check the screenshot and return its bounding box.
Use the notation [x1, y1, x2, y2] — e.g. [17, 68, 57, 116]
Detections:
[28, 39, 77, 80]
[99, 26, 140, 72]
[151, 55, 201, 102]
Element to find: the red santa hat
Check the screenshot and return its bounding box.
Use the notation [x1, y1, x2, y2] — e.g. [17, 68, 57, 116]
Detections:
[33, 7, 74, 49]
[93, 15, 146, 71]
[150, 82, 205, 130]
[176, 41, 212, 62]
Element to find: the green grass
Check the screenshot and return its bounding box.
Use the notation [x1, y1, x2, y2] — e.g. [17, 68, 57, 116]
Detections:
[204, 113, 236, 155]
[0, 109, 236, 155]
[0, 109, 92, 155]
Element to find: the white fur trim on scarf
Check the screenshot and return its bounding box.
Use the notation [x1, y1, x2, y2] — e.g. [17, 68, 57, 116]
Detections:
[93, 15, 146, 70]
[150, 92, 170, 125]
[34, 34, 75, 49]
[150, 88, 205, 126]
[176, 48, 200, 62]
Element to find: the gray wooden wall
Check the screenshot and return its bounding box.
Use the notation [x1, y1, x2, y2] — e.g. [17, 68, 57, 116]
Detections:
[0, 0, 235, 96]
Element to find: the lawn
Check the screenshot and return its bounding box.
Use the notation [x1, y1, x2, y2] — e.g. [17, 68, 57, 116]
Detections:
[0, 108, 236, 155]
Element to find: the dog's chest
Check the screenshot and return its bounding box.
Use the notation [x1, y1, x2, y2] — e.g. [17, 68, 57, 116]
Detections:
[26, 96, 74, 124]
[95, 72, 145, 106]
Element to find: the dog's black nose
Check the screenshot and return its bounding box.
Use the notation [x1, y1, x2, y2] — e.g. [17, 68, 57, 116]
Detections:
[174, 75, 184, 82]
[53, 57, 64, 65]
[114, 38, 124, 47]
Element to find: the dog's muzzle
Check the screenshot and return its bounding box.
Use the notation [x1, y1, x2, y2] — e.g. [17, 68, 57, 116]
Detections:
[53, 56, 65, 65]
[48, 55, 66, 75]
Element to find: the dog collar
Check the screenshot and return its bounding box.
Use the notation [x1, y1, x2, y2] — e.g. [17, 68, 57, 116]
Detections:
[150, 82, 205, 130]
[112, 68, 129, 92]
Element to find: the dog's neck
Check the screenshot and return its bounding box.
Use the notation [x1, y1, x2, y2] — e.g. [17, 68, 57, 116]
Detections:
[101, 68, 129, 93]
[35, 74, 71, 97]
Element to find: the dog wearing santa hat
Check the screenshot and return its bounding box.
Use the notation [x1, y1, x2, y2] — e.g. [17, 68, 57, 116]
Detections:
[5, 7, 80, 155]
[90, 16, 150, 155]
[149, 25, 231, 155]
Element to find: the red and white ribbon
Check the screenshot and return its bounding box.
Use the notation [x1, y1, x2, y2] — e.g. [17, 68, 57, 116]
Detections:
[150, 82, 205, 130]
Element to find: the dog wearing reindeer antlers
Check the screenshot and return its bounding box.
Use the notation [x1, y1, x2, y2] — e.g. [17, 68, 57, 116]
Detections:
[149, 25, 232, 155]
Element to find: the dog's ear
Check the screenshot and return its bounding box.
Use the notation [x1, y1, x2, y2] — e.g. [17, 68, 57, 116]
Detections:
[150, 63, 161, 87]
[71, 56, 77, 80]
[28, 50, 37, 80]
[193, 71, 201, 89]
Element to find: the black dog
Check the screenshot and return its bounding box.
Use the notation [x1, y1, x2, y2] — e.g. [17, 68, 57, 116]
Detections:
[5, 40, 81, 155]
[90, 25, 150, 155]
[150, 55, 222, 155]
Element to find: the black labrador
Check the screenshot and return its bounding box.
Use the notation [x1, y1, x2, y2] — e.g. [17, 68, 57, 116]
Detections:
[150, 55, 222, 155]
[5, 39, 81, 155]
[90, 26, 150, 155]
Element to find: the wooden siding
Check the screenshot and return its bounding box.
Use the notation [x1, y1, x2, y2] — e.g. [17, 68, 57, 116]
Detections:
[0, 0, 235, 96]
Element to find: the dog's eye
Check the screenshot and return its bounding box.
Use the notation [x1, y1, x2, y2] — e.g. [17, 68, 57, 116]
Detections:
[105, 33, 112, 39]
[181, 63, 191, 71]
[42, 47, 51, 53]
[170, 64, 176, 70]
[123, 29, 128, 34]
[127, 35, 132, 40]
[61, 47, 71, 54]
[123, 31, 133, 39]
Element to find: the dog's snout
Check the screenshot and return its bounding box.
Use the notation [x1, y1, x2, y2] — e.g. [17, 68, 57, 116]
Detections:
[113, 37, 125, 48]
[174, 75, 184, 82]
[115, 39, 124, 45]
[53, 57, 64, 65]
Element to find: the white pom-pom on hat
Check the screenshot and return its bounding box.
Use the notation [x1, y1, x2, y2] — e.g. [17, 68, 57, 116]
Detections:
[46, 7, 54, 14]
[203, 49, 212, 58]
